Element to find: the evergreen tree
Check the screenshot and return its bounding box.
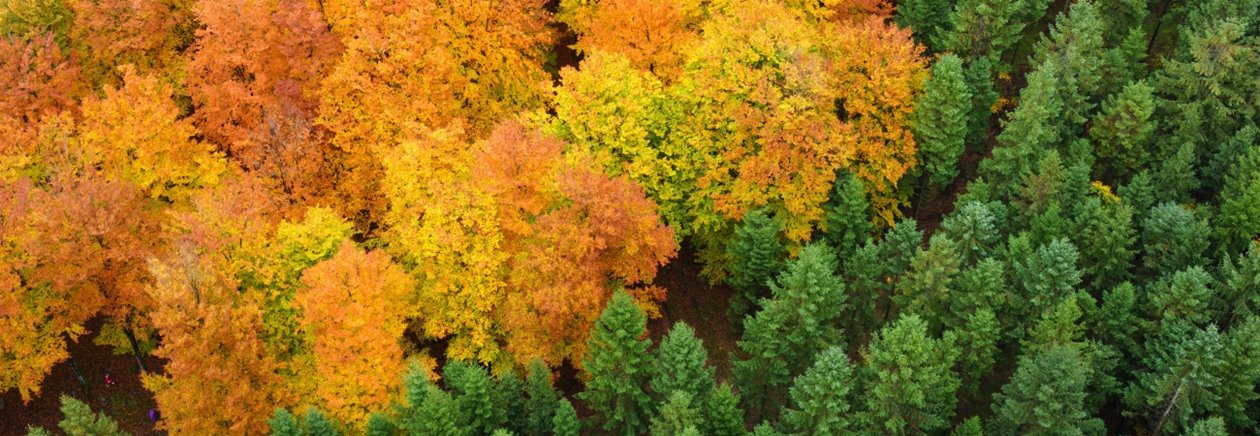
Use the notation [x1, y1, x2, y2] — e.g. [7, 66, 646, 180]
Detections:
[1030, 0, 1107, 131]
[1141, 203, 1210, 276]
[497, 370, 527, 434]
[57, 396, 127, 436]
[1147, 267, 1217, 328]
[366, 413, 395, 436]
[1071, 197, 1137, 291]
[963, 58, 998, 151]
[444, 361, 507, 434]
[897, 0, 955, 52]
[991, 346, 1104, 435]
[912, 54, 972, 188]
[552, 399, 580, 436]
[1095, 283, 1140, 364]
[954, 308, 1001, 393]
[703, 384, 746, 436]
[951, 258, 1006, 326]
[303, 408, 339, 436]
[940, 201, 1001, 267]
[1009, 238, 1082, 321]
[944, 0, 1027, 64]
[896, 235, 963, 333]
[1184, 417, 1228, 436]
[726, 208, 786, 319]
[1090, 81, 1156, 179]
[1216, 145, 1260, 255]
[735, 243, 846, 416]
[1126, 324, 1225, 435]
[1214, 317, 1260, 431]
[952, 417, 984, 436]
[651, 322, 715, 403]
[982, 63, 1063, 198]
[863, 315, 962, 434]
[523, 359, 559, 436]
[270, 408, 300, 436]
[782, 347, 855, 434]
[822, 173, 872, 257]
[1221, 243, 1260, 320]
[579, 292, 653, 435]
[397, 367, 466, 436]
[650, 391, 701, 436]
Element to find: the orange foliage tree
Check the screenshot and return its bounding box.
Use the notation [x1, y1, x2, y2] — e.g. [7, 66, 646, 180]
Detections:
[296, 242, 413, 428]
[0, 34, 80, 123]
[475, 122, 676, 365]
[68, 0, 195, 87]
[557, 0, 706, 81]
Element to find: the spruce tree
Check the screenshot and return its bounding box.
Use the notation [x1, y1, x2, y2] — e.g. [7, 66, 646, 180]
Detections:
[734, 243, 846, 417]
[952, 417, 984, 436]
[1185, 417, 1228, 436]
[944, 0, 1026, 63]
[1071, 197, 1137, 292]
[1147, 267, 1217, 328]
[444, 361, 507, 434]
[1141, 203, 1210, 276]
[912, 54, 972, 188]
[1030, 0, 1107, 130]
[1214, 317, 1260, 431]
[863, 315, 962, 434]
[1090, 81, 1156, 179]
[552, 399, 580, 436]
[963, 58, 998, 150]
[703, 384, 746, 436]
[366, 413, 394, 436]
[523, 359, 559, 436]
[991, 346, 1104, 434]
[1126, 324, 1225, 435]
[579, 292, 653, 435]
[651, 322, 715, 403]
[270, 408, 300, 436]
[397, 367, 466, 436]
[57, 396, 126, 436]
[1009, 238, 1082, 321]
[823, 173, 873, 257]
[982, 62, 1063, 198]
[726, 208, 786, 319]
[303, 408, 339, 436]
[896, 235, 963, 333]
[940, 201, 1001, 267]
[782, 347, 855, 434]
[650, 391, 701, 436]
[1216, 145, 1260, 256]
[954, 308, 1001, 393]
[897, 0, 955, 52]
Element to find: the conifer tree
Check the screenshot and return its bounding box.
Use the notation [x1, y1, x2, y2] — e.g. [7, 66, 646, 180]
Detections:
[1147, 267, 1217, 328]
[523, 359, 559, 436]
[365, 414, 394, 436]
[56, 396, 127, 436]
[1126, 324, 1225, 435]
[940, 201, 1001, 267]
[1071, 197, 1137, 292]
[952, 417, 984, 436]
[782, 347, 855, 434]
[1216, 145, 1260, 255]
[912, 54, 972, 188]
[652, 322, 715, 403]
[703, 384, 746, 436]
[863, 315, 961, 434]
[1010, 238, 1082, 321]
[552, 399, 580, 436]
[823, 173, 873, 257]
[397, 367, 466, 436]
[897, 235, 963, 333]
[1141, 203, 1210, 276]
[1213, 317, 1260, 431]
[963, 57, 998, 150]
[1030, 0, 1106, 131]
[304, 409, 339, 436]
[579, 292, 653, 435]
[270, 408, 300, 436]
[726, 208, 786, 319]
[991, 346, 1104, 434]
[981, 62, 1063, 198]
[944, 0, 1027, 64]
[650, 391, 701, 436]
[897, 0, 954, 52]
[444, 361, 507, 434]
[1185, 417, 1228, 436]
[1090, 81, 1156, 179]
[735, 243, 846, 416]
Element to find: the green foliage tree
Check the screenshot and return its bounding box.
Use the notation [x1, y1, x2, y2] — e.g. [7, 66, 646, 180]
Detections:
[579, 292, 653, 436]
[963, 57, 998, 150]
[991, 346, 1105, 435]
[443, 361, 506, 434]
[1009, 238, 1082, 322]
[1214, 317, 1260, 431]
[896, 235, 963, 333]
[523, 359, 559, 436]
[1184, 417, 1228, 436]
[863, 315, 962, 434]
[1071, 197, 1137, 291]
[1090, 81, 1156, 179]
[652, 322, 715, 403]
[735, 243, 846, 416]
[1030, 0, 1106, 131]
[55, 396, 127, 436]
[304, 408, 340, 436]
[1221, 243, 1260, 320]
[1216, 145, 1260, 255]
[782, 347, 855, 434]
[981, 63, 1063, 198]
[822, 173, 873, 257]
[1125, 324, 1225, 435]
[897, 0, 954, 52]
[270, 408, 300, 436]
[912, 54, 971, 188]
[1147, 267, 1217, 328]
[952, 416, 984, 436]
[944, 0, 1028, 64]
[650, 391, 701, 436]
[702, 384, 745, 436]
[1141, 203, 1211, 276]
[954, 308, 1002, 393]
[726, 208, 786, 319]
[940, 201, 1001, 267]
[396, 366, 466, 436]
[552, 399, 580, 436]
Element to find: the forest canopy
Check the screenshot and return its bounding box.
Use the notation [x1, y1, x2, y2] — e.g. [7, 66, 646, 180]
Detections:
[2, 0, 1260, 435]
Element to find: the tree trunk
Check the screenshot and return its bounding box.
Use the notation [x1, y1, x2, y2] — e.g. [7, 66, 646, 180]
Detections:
[123, 326, 148, 373]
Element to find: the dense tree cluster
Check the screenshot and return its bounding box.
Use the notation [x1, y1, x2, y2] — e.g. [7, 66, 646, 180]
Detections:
[3, 0, 1260, 434]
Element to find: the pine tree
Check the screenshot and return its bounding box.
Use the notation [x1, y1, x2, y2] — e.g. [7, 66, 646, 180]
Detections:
[269, 408, 300, 436]
[1216, 145, 1260, 256]
[523, 359, 559, 436]
[940, 201, 1001, 267]
[304, 408, 340, 436]
[579, 292, 653, 435]
[397, 367, 466, 436]
[782, 347, 856, 434]
[652, 322, 715, 403]
[1141, 203, 1210, 276]
[735, 243, 846, 417]
[912, 54, 972, 188]
[444, 361, 507, 434]
[552, 399, 580, 436]
[1009, 238, 1082, 321]
[991, 346, 1104, 434]
[650, 391, 701, 435]
[823, 173, 873, 257]
[726, 208, 786, 319]
[896, 235, 963, 333]
[56, 396, 127, 436]
[1071, 197, 1137, 292]
[703, 384, 746, 436]
[1126, 324, 1225, 435]
[863, 315, 961, 434]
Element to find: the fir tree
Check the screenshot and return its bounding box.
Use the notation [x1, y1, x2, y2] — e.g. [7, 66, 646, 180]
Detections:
[444, 361, 507, 434]
[1185, 417, 1228, 436]
[823, 173, 873, 257]
[703, 384, 746, 436]
[1141, 203, 1210, 276]
[366, 413, 394, 436]
[863, 315, 962, 433]
[963, 58, 998, 151]
[552, 399, 580, 436]
[579, 292, 653, 435]
[303, 408, 339, 436]
[1071, 197, 1137, 292]
[523, 359, 559, 436]
[896, 234, 963, 333]
[651, 322, 715, 403]
[897, 0, 955, 52]
[912, 54, 972, 188]
[1147, 267, 1217, 328]
[1216, 145, 1260, 256]
[1090, 81, 1156, 179]
[650, 391, 701, 436]
[782, 347, 855, 434]
[270, 408, 300, 436]
[726, 208, 786, 319]
[940, 201, 1001, 267]
[991, 346, 1104, 434]
[57, 396, 127, 436]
